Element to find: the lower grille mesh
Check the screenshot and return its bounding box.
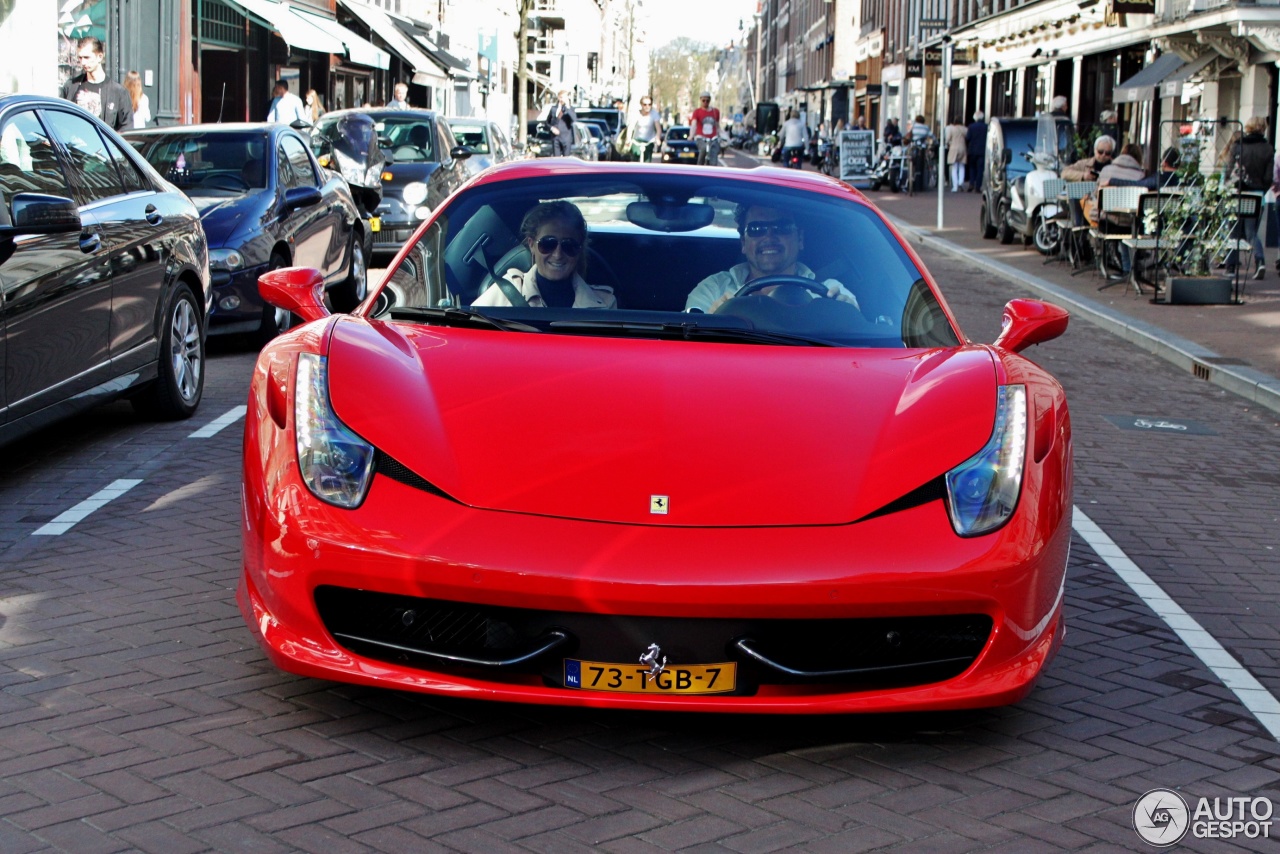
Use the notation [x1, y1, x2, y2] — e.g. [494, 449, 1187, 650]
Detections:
[314, 586, 992, 689]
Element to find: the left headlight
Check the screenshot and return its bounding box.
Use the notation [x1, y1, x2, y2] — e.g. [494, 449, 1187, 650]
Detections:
[401, 181, 428, 206]
[295, 353, 375, 509]
[944, 384, 1027, 537]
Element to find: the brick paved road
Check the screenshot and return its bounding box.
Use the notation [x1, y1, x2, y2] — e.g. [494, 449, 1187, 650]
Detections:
[1, 244, 1279, 852]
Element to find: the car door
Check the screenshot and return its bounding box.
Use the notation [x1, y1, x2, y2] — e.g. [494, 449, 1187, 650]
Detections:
[42, 107, 169, 364]
[278, 132, 340, 279]
[0, 107, 112, 423]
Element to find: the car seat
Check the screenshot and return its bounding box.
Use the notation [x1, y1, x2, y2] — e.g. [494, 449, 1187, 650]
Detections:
[241, 158, 264, 188]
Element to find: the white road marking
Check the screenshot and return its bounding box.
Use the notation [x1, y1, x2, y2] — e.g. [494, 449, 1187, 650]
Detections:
[188, 405, 247, 439]
[1074, 506, 1280, 740]
[32, 479, 143, 536]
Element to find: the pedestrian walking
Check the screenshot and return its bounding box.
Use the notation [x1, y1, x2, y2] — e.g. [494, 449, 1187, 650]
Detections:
[966, 111, 987, 191]
[305, 89, 325, 124]
[692, 92, 721, 166]
[386, 83, 410, 110]
[124, 70, 150, 129]
[267, 80, 308, 124]
[544, 90, 576, 156]
[1228, 117, 1274, 279]
[59, 37, 132, 131]
[946, 119, 967, 191]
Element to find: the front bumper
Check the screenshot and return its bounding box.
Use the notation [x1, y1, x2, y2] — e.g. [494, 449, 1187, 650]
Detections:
[206, 261, 271, 334]
[240, 405, 1071, 712]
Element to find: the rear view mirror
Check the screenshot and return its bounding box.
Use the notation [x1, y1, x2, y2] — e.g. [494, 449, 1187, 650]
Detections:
[626, 201, 716, 233]
[282, 186, 322, 212]
[993, 298, 1069, 353]
[0, 193, 81, 239]
[450, 145, 473, 160]
[259, 266, 331, 324]
[1002, 147, 1013, 166]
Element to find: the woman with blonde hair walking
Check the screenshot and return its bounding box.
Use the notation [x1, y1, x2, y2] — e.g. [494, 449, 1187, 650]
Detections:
[124, 70, 150, 129]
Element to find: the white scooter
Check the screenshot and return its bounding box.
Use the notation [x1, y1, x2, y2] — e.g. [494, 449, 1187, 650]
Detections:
[1006, 114, 1070, 255]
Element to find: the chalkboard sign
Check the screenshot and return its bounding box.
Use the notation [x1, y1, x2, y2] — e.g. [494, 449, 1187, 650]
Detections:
[838, 129, 876, 184]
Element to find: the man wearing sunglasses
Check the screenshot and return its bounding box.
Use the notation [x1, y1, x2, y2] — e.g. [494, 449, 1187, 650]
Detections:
[684, 204, 859, 313]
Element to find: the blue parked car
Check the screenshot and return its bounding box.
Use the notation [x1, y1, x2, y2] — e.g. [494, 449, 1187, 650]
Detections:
[125, 123, 367, 340]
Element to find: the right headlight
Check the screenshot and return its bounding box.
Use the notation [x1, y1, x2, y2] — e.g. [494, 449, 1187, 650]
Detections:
[401, 181, 428, 206]
[295, 354, 375, 509]
[944, 384, 1027, 537]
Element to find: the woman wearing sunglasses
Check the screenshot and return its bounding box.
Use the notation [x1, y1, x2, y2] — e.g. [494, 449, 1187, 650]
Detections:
[472, 201, 617, 308]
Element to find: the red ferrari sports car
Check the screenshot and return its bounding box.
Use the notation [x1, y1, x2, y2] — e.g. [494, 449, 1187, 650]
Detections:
[239, 159, 1072, 713]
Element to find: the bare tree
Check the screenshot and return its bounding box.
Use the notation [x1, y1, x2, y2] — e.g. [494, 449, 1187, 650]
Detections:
[516, 0, 534, 145]
[648, 38, 717, 124]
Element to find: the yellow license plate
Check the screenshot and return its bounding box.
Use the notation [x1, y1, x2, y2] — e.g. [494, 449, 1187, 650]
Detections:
[369, 216, 381, 233]
[564, 660, 736, 694]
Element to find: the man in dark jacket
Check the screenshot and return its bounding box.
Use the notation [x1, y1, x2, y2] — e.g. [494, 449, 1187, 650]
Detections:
[965, 111, 987, 191]
[544, 90, 576, 157]
[59, 37, 132, 131]
[1228, 117, 1274, 278]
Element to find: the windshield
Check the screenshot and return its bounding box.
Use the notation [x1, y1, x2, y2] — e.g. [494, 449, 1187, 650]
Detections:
[667, 127, 691, 141]
[375, 173, 959, 349]
[451, 125, 489, 153]
[349, 116, 436, 163]
[128, 131, 268, 193]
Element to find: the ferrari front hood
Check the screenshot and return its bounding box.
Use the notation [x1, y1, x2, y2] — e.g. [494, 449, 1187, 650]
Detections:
[326, 321, 998, 526]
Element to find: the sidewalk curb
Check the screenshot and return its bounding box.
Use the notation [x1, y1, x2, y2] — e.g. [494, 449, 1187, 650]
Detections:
[886, 216, 1280, 417]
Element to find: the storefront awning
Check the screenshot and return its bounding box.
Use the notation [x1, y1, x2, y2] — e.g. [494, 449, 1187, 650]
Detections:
[1159, 52, 1216, 99]
[291, 6, 389, 69]
[1114, 53, 1188, 103]
[337, 0, 439, 78]
[227, 0, 344, 55]
[391, 17, 477, 81]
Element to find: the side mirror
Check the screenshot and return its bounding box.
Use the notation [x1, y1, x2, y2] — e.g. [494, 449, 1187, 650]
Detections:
[0, 193, 82, 240]
[1001, 147, 1013, 166]
[282, 185, 322, 212]
[450, 144, 473, 160]
[258, 266, 331, 325]
[993, 298, 1069, 353]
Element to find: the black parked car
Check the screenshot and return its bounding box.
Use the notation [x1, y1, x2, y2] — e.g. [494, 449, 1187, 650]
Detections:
[0, 95, 209, 445]
[576, 107, 624, 159]
[524, 120, 596, 161]
[126, 123, 365, 340]
[661, 126, 698, 164]
[579, 119, 613, 161]
[312, 109, 471, 261]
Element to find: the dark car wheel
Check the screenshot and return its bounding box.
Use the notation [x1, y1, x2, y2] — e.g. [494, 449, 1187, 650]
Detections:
[333, 231, 368, 312]
[997, 202, 1015, 244]
[980, 199, 998, 239]
[131, 283, 204, 420]
[257, 252, 293, 346]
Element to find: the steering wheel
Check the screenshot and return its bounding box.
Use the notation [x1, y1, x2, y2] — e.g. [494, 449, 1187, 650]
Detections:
[732, 276, 834, 302]
[201, 173, 250, 191]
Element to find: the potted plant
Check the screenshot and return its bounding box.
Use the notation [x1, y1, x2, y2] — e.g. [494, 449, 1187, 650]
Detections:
[1145, 138, 1240, 305]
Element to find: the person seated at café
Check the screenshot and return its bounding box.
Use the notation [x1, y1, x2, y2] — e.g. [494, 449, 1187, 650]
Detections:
[1062, 135, 1115, 182]
[1098, 143, 1146, 187]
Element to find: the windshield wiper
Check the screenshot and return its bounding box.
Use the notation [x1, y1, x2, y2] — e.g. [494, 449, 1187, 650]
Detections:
[549, 319, 838, 347]
[389, 306, 540, 332]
